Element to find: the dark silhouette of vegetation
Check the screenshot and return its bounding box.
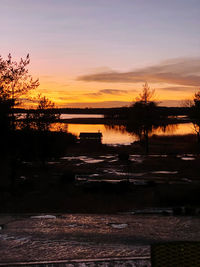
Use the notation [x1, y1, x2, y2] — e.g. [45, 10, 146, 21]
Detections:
[126, 83, 162, 154]
[20, 95, 75, 165]
[0, 54, 76, 188]
[34, 95, 60, 131]
[0, 90, 12, 136]
[0, 54, 39, 187]
[0, 54, 39, 130]
[21, 94, 60, 132]
[190, 91, 200, 146]
[0, 54, 39, 104]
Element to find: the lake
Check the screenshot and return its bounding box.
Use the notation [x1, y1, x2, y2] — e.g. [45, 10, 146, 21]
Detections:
[51, 114, 195, 145]
[60, 114, 104, 119]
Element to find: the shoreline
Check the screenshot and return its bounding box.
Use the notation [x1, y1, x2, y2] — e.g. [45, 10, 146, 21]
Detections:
[17, 117, 192, 125]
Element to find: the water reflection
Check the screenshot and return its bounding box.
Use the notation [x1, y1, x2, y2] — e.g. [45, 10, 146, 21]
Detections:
[106, 123, 194, 136]
[67, 124, 135, 145]
[50, 122, 194, 145]
[152, 123, 194, 135]
[60, 114, 104, 119]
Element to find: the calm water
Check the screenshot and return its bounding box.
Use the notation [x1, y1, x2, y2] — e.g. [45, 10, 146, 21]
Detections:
[51, 114, 194, 145]
[60, 114, 104, 119]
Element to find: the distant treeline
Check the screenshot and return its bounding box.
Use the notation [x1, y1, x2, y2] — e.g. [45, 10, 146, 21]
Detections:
[14, 106, 190, 116]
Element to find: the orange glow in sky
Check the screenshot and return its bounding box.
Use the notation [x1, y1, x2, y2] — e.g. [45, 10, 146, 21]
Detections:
[1, 1, 200, 108]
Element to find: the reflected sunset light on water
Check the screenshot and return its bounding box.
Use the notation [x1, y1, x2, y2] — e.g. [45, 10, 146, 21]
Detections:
[51, 120, 195, 145]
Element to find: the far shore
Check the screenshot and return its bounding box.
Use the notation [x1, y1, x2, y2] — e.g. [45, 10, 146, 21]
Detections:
[17, 117, 192, 125]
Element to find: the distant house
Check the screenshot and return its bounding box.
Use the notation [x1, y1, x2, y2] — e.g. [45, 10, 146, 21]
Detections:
[79, 132, 102, 144]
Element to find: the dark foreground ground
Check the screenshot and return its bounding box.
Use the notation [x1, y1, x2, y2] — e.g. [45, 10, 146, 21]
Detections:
[0, 135, 200, 266]
[0, 213, 200, 265]
[1, 135, 200, 213]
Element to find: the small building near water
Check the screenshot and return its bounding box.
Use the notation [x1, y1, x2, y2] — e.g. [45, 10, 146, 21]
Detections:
[79, 132, 103, 144]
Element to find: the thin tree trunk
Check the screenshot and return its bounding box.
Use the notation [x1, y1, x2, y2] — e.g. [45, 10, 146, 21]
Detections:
[144, 128, 149, 154]
[197, 132, 200, 143]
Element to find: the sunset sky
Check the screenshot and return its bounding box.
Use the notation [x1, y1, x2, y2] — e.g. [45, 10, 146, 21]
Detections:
[1, 0, 200, 107]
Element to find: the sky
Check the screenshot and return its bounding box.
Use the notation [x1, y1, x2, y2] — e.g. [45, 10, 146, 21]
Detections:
[1, 0, 200, 107]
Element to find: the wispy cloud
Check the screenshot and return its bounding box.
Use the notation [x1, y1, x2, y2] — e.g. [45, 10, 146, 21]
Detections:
[159, 100, 184, 107]
[84, 89, 131, 97]
[159, 86, 195, 92]
[65, 101, 131, 108]
[56, 96, 81, 101]
[100, 89, 129, 94]
[78, 58, 200, 87]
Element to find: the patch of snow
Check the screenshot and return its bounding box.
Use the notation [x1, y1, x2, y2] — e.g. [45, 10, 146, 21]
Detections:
[100, 155, 115, 159]
[61, 156, 105, 164]
[150, 155, 168, 157]
[0, 234, 29, 241]
[0, 234, 14, 240]
[129, 155, 144, 163]
[83, 159, 104, 164]
[90, 174, 100, 177]
[152, 171, 178, 174]
[182, 178, 192, 183]
[88, 179, 123, 183]
[177, 154, 196, 160]
[30, 215, 56, 219]
[181, 157, 195, 161]
[60, 156, 79, 160]
[75, 175, 88, 181]
[68, 224, 78, 228]
[111, 223, 128, 229]
[104, 169, 131, 176]
[109, 159, 118, 162]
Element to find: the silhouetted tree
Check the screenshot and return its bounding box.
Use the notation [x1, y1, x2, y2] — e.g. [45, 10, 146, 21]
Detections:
[0, 87, 12, 135]
[190, 91, 200, 144]
[0, 54, 39, 130]
[0, 54, 39, 104]
[127, 83, 159, 154]
[31, 95, 60, 132]
[0, 54, 39, 187]
[21, 95, 62, 165]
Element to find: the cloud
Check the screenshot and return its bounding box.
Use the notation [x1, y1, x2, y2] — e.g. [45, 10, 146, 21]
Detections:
[78, 58, 200, 87]
[100, 89, 128, 94]
[158, 100, 184, 107]
[57, 96, 81, 101]
[84, 89, 130, 97]
[65, 101, 131, 108]
[159, 86, 195, 92]
[39, 88, 75, 95]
